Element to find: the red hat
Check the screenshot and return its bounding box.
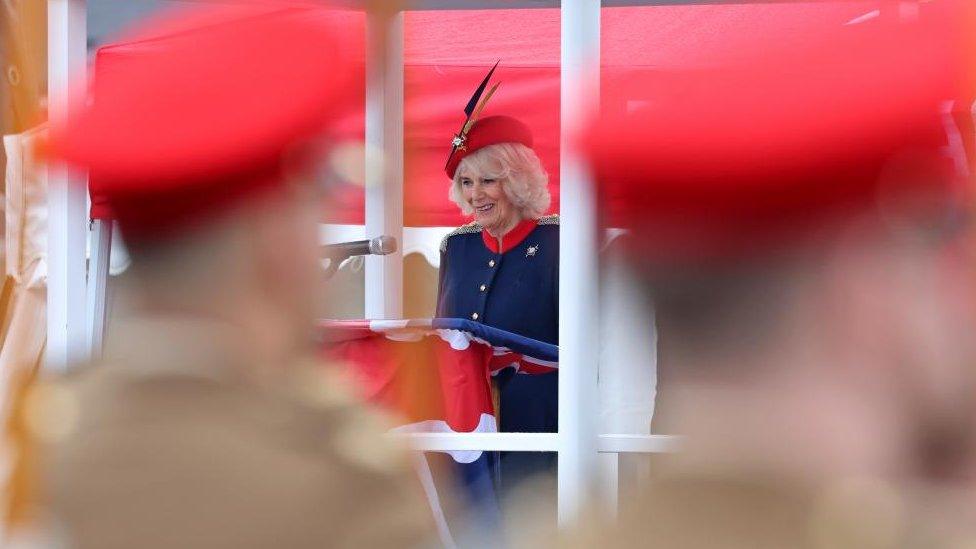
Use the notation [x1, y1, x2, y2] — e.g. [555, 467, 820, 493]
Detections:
[584, 9, 974, 265]
[445, 115, 533, 179]
[46, 3, 360, 242]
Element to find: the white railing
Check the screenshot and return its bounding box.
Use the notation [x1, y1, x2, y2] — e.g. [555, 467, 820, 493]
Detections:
[47, 0, 88, 372]
[392, 432, 680, 454]
[557, 0, 602, 526]
[364, 8, 405, 320]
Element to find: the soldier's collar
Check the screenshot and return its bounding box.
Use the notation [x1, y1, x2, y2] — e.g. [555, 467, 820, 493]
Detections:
[482, 218, 538, 254]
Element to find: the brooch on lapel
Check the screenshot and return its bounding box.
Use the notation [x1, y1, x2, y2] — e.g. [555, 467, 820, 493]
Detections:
[526, 244, 539, 257]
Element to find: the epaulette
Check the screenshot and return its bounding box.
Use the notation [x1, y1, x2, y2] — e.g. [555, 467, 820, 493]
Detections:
[440, 221, 482, 253]
[537, 214, 560, 226]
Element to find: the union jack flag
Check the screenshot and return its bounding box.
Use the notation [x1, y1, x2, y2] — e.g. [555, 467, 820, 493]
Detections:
[320, 318, 558, 463]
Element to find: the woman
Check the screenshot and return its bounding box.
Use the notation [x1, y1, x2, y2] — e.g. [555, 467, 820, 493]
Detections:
[437, 114, 559, 501]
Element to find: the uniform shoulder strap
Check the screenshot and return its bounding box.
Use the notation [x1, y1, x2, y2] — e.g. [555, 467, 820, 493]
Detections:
[440, 221, 482, 253]
[537, 214, 560, 226]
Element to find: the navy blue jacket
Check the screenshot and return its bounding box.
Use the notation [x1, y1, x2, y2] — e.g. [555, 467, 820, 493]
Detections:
[437, 215, 560, 495]
[436, 215, 559, 346]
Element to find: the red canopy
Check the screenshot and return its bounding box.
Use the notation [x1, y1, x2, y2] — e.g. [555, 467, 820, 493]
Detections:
[91, 2, 882, 226]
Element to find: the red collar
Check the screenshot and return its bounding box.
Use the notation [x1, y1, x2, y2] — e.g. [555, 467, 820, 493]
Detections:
[482, 219, 538, 254]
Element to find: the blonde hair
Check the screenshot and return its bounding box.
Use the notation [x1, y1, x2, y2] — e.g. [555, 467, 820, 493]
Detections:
[449, 143, 551, 220]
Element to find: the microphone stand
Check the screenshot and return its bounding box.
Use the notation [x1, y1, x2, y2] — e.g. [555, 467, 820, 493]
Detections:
[321, 236, 397, 280]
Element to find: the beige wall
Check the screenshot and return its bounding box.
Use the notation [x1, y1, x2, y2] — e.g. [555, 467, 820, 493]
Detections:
[321, 252, 440, 320]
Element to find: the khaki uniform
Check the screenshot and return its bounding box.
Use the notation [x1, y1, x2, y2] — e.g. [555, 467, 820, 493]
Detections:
[557, 472, 976, 549]
[36, 315, 437, 549]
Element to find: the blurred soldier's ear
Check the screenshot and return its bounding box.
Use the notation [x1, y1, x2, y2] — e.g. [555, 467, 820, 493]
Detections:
[245, 186, 326, 327]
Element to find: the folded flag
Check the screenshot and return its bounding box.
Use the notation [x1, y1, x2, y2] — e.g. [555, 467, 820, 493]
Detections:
[320, 318, 558, 463]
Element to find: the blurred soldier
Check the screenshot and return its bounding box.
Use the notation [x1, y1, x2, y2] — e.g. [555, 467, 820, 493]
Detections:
[571, 6, 976, 548]
[33, 4, 437, 549]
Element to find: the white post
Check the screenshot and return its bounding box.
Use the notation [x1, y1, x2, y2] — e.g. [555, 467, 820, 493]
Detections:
[598, 453, 619, 519]
[364, 9, 404, 320]
[86, 220, 112, 361]
[558, 0, 601, 528]
[47, 0, 88, 372]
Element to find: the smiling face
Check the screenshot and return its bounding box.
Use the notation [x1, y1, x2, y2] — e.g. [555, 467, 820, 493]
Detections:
[457, 165, 520, 236]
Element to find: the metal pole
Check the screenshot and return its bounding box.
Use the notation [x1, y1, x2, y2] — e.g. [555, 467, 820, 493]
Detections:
[558, 0, 601, 528]
[86, 219, 112, 362]
[364, 9, 404, 320]
[46, 0, 88, 372]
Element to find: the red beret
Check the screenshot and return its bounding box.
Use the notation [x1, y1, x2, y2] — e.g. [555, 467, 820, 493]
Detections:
[584, 10, 974, 264]
[46, 4, 360, 242]
[445, 115, 533, 179]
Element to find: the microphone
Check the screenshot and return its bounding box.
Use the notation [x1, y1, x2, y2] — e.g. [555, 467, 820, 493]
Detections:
[322, 235, 398, 260]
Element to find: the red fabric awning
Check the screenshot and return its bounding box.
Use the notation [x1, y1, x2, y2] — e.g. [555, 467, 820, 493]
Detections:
[91, 2, 883, 226]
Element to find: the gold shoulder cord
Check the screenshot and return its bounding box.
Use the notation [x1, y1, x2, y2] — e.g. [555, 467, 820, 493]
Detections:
[439, 222, 483, 254]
